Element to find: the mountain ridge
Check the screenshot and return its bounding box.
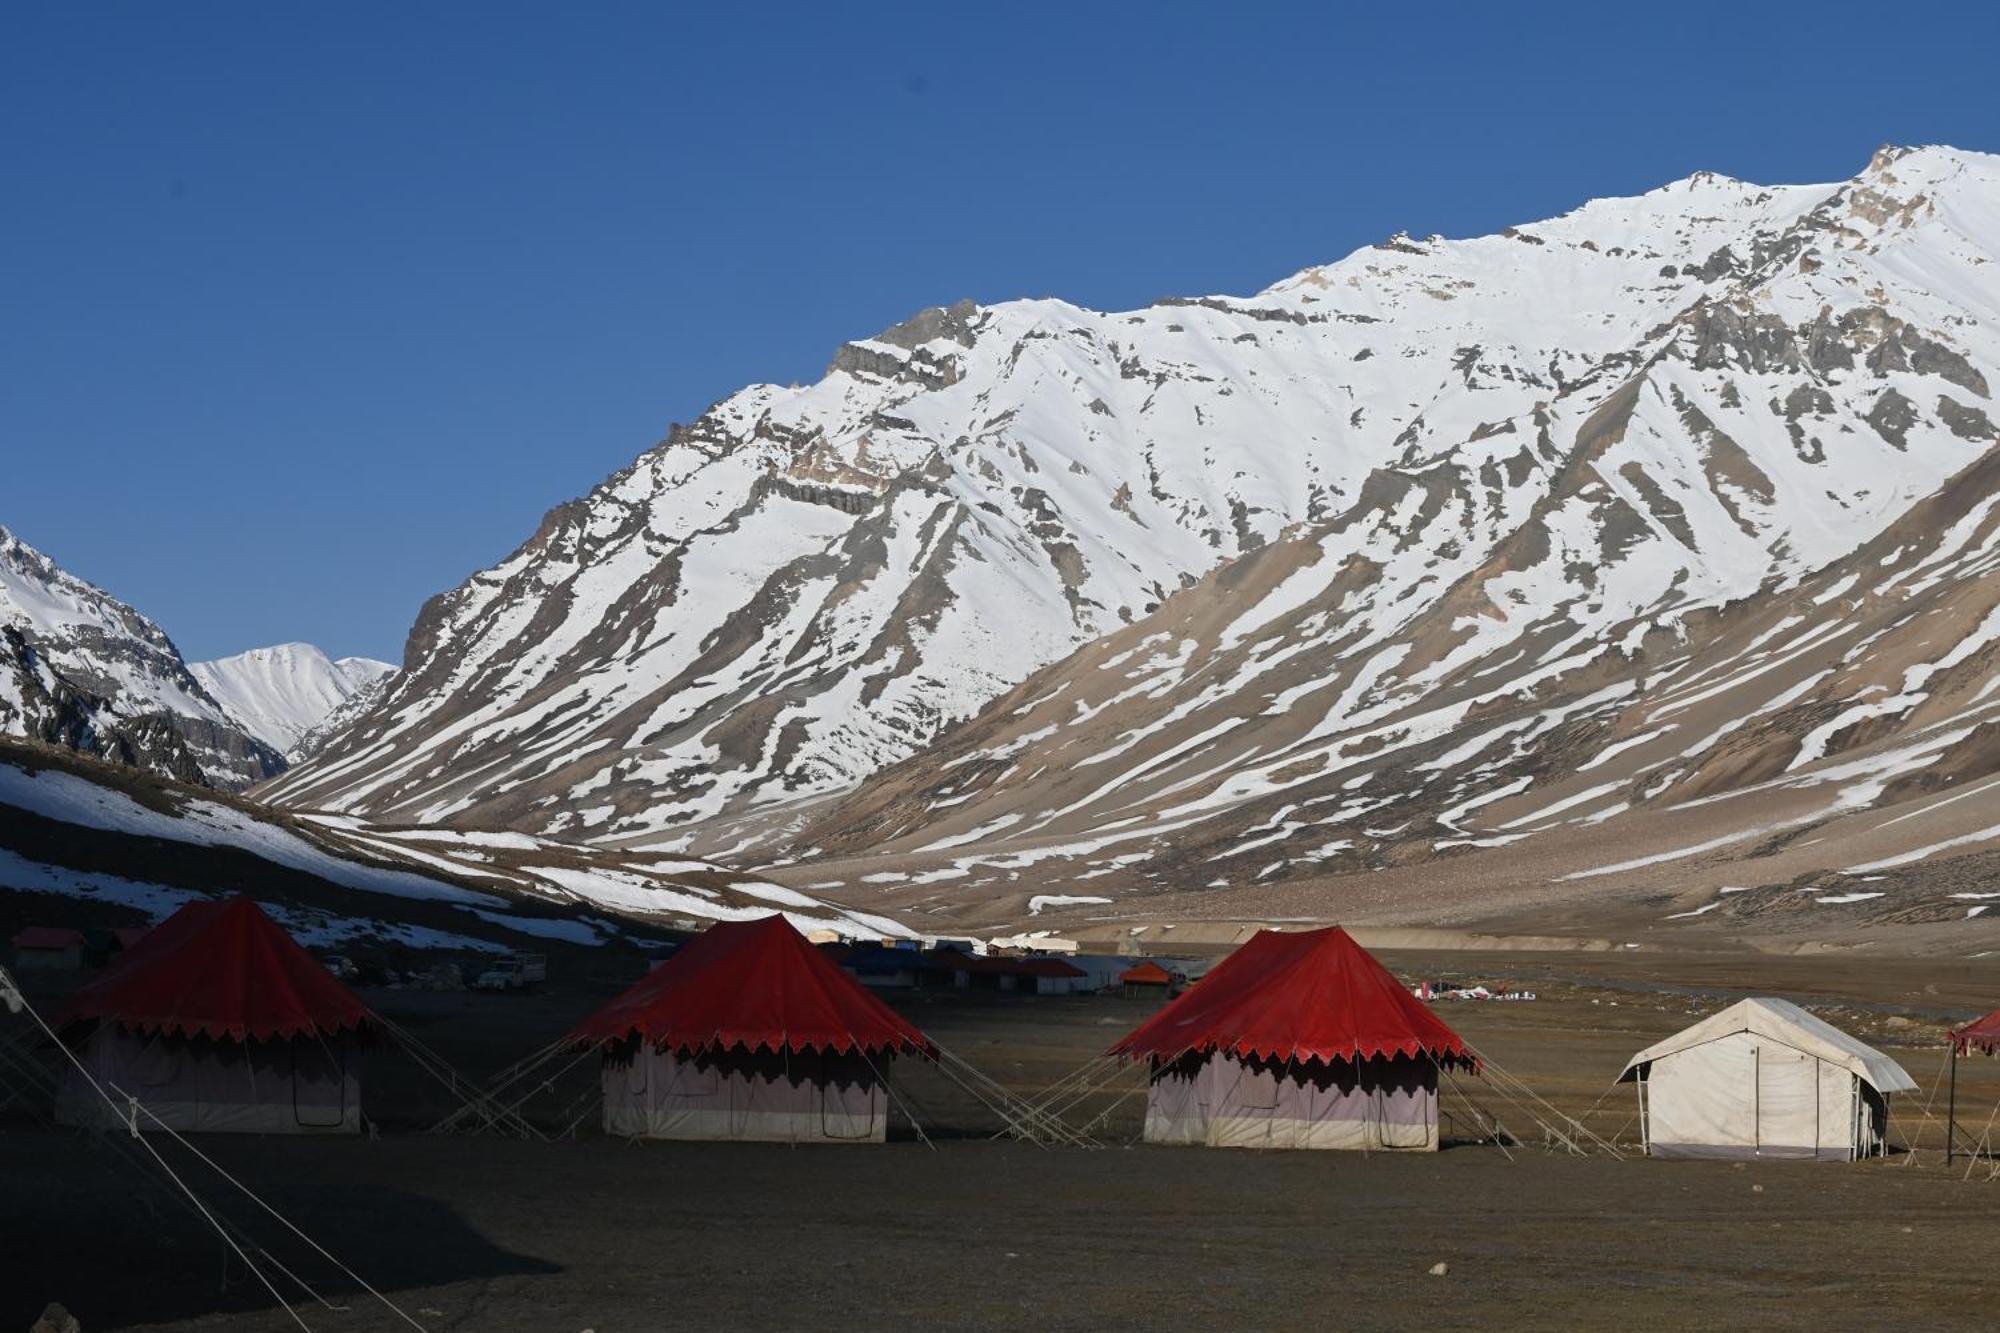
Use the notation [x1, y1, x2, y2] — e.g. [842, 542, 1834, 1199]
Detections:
[0, 525, 284, 788]
[269, 149, 1941, 833]
[266, 145, 2000, 945]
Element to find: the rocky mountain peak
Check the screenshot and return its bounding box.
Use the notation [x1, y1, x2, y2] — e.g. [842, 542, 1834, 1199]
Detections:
[0, 526, 282, 787]
[266, 143, 2000, 919]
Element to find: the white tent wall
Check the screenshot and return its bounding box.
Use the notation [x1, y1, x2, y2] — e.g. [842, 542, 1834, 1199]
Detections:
[602, 1045, 889, 1144]
[1639, 1034, 1889, 1161]
[55, 1027, 362, 1135]
[1143, 1050, 1439, 1152]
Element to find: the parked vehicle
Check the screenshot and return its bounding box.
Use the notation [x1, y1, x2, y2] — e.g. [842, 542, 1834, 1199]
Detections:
[472, 953, 548, 991]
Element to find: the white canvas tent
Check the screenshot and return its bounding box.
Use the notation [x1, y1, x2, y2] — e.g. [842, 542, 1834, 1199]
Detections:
[58, 1028, 361, 1134]
[1619, 997, 1917, 1161]
[602, 1044, 887, 1143]
[47, 897, 529, 1140]
[51, 897, 375, 1137]
[502, 916, 1095, 1148]
[572, 917, 935, 1146]
[1107, 928, 1476, 1153]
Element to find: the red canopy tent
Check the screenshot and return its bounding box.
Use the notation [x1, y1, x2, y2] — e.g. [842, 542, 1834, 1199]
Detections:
[57, 896, 375, 1043]
[572, 914, 932, 1058]
[1107, 927, 1472, 1151]
[1943, 1009, 2000, 1163]
[1952, 1011, 2000, 1055]
[1112, 926, 1469, 1068]
[572, 915, 935, 1143]
[52, 896, 375, 1134]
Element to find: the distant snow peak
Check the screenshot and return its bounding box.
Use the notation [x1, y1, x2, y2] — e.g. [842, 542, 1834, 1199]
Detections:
[191, 643, 396, 760]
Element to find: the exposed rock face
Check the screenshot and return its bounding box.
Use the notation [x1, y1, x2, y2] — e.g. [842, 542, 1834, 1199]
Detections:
[0, 528, 282, 788]
[271, 146, 2000, 913]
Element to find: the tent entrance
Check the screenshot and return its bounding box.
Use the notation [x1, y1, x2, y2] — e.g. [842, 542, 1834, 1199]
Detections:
[1755, 1044, 1818, 1156]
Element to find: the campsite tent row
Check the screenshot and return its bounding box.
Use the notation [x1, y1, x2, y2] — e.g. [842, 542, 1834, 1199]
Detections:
[7, 900, 1930, 1159]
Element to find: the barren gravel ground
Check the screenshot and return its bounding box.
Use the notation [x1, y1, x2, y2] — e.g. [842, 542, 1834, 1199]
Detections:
[8, 953, 2000, 1332]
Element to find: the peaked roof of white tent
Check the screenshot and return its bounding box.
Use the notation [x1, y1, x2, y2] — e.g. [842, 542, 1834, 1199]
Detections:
[1618, 997, 1917, 1094]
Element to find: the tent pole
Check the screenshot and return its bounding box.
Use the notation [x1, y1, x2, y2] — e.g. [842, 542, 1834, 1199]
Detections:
[1947, 1042, 1958, 1166]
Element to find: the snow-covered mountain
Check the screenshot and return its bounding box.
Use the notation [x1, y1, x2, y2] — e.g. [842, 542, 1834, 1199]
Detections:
[269, 146, 2000, 928]
[0, 526, 283, 788]
[0, 737, 907, 950]
[191, 643, 395, 760]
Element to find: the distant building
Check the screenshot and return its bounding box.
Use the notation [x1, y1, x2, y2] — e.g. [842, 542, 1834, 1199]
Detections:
[1065, 954, 1135, 993]
[10, 927, 85, 972]
[846, 945, 923, 990]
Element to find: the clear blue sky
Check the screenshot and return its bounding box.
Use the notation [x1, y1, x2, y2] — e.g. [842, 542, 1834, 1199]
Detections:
[5, 2, 1997, 664]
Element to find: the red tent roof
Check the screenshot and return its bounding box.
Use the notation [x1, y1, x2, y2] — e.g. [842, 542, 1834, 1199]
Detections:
[13, 927, 84, 950]
[1953, 1010, 2000, 1054]
[570, 915, 936, 1058]
[53, 896, 376, 1043]
[1120, 961, 1173, 985]
[1109, 927, 1472, 1067]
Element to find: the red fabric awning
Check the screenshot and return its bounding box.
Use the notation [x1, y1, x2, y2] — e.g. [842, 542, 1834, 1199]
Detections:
[1120, 961, 1173, 985]
[570, 915, 936, 1058]
[1953, 1010, 2000, 1054]
[53, 896, 376, 1043]
[1108, 927, 1472, 1067]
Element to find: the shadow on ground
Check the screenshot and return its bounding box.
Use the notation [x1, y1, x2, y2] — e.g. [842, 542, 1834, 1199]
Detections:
[0, 1129, 559, 1330]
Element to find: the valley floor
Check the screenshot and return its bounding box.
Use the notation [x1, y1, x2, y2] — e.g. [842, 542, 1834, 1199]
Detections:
[8, 951, 2000, 1331]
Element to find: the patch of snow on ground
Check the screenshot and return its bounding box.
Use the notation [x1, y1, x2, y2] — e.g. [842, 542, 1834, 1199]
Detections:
[460, 908, 608, 945]
[1028, 894, 1113, 915]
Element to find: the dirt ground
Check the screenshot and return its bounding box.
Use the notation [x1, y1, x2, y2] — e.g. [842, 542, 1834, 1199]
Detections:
[7, 949, 2000, 1332]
